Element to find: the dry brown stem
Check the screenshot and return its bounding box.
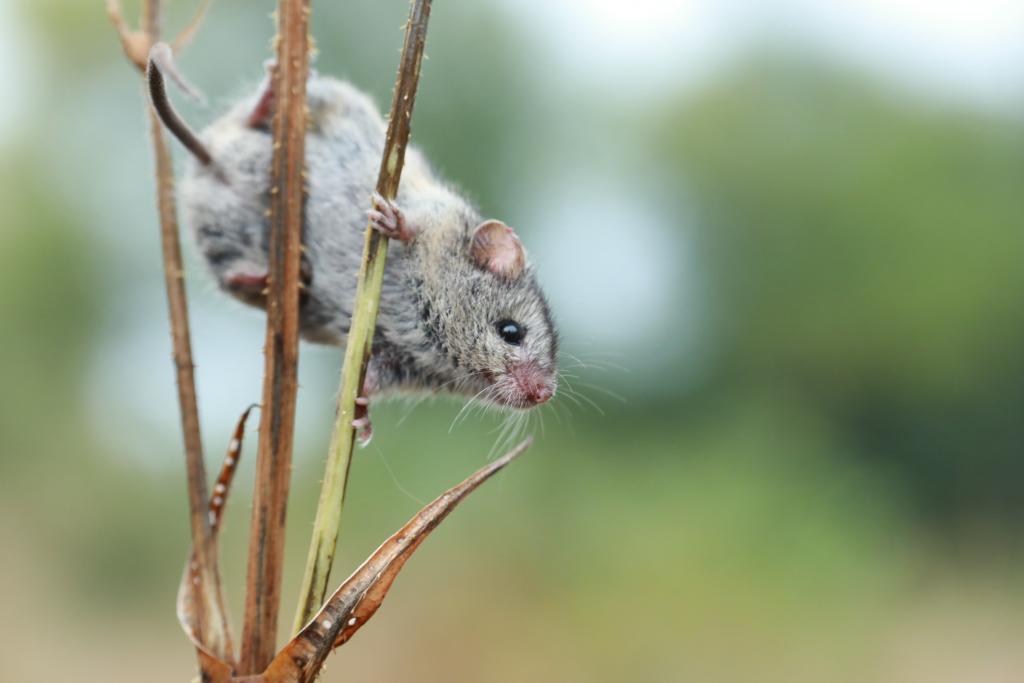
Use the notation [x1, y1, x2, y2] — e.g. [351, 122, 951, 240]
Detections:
[107, 0, 232, 662]
[239, 0, 311, 673]
[177, 407, 257, 672]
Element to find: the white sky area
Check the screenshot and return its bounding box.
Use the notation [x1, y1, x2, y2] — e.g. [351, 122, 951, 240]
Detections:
[529, 179, 690, 349]
[504, 0, 1024, 108]
[0, 1, 33, 143]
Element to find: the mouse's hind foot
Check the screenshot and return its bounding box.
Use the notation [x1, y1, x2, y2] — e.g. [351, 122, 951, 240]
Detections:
[223, 259, 313, 306]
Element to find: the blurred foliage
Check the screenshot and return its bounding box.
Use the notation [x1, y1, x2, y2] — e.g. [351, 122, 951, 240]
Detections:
[660, 57, 1024, 526]
[0, 150, 101, 468]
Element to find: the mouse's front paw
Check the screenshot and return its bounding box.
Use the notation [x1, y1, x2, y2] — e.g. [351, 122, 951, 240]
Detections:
[368, 193, 416, 243]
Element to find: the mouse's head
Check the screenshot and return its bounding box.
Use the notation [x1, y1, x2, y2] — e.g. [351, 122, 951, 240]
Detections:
[439, 220, 558, 409]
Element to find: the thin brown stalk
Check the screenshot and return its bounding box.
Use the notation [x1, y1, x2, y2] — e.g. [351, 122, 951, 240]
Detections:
[239, 0, 311, 673]
[293, 0, 433, 630]
[149, 102, 226, 648]
[177, 407, 257, 674]
[172, 0, 214, 52]
[108, 0, 231, 661]
[141, 0, 160, 38]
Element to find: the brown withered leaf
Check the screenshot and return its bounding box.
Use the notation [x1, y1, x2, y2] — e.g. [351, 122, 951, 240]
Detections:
[261, 437, 533, 683]
[177, 405, 256, 676]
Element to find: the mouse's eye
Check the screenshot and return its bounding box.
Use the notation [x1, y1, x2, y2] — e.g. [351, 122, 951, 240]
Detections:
[495, 319, 525, 346]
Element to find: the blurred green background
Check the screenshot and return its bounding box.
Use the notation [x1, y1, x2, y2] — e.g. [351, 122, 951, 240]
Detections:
[2, 1, 1024, 681]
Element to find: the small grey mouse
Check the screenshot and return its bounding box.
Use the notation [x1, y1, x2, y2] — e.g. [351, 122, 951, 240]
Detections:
[147, 47, 558, 428]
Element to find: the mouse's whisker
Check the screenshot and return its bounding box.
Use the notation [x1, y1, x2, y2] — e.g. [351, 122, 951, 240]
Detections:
[449, 391, 486, 433]
[502, 411, 528, 457]
[550, 400, 576, 438]
[488, 409, 525, 460]
[544, 401, 564, 427]
[555, 385, 584, 411]
[555, 376, 605, 416]
[486, 416, 512, 460]
[558, 351, 629, 374]
[449, 382, 496, 433]
[395, 392, 432, 427]
[510, 411, 530, 452]
[570, 389, 605, 416]
[473, 385, 505, 425]
[573, 380, 626, 403]
[556, 370, 583, 397]
[435, 369, 484, 393]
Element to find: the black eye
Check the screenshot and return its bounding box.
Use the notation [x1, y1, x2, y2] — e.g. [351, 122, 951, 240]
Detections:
[495, 319, 525, 346]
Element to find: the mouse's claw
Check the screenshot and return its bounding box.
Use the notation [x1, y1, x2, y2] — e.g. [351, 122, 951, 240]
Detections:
[353, 393, 373, 446]
[352, 364, 380, 447]
[352, 416, 372, 446]
[368, 193, 416, 243]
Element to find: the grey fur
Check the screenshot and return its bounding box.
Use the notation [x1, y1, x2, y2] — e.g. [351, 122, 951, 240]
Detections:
[180, 76, 558, 406]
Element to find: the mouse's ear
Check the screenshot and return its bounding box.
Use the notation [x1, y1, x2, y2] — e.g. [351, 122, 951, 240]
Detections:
[470, 220, 526, 279]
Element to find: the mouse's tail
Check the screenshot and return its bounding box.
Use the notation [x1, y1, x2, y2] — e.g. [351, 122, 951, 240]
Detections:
[147, 42, 216, 168]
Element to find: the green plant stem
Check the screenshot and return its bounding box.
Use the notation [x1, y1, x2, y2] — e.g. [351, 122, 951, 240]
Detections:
[292, 0, 433, 631]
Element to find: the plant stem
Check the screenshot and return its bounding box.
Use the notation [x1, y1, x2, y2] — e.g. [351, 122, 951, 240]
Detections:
[108, 0, 232, 660]
[150, 97, 213, 568]
[149, 102, 228, 651]
[239, 0, 311, 673]
[292, 0, 433, 631]
[141, 0, 160, 38]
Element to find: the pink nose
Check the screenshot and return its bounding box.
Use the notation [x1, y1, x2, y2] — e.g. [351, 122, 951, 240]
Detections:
[509, 363, 555, 405]
[528, 384, 554, 404]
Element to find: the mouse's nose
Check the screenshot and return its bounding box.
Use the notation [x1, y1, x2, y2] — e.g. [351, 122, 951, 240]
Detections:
[528, 384, 554, 404]
[509, 362, 555, 405]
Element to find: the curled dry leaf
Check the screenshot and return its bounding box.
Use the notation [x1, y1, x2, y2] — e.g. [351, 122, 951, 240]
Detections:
[262, 437, 533, 683]
[177, 405, 256, 675]
[177, 413, 528, 683]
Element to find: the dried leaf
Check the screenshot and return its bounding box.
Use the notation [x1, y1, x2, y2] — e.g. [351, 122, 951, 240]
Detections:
[263, 438, 532, 683]
[177, 405, 255, 674]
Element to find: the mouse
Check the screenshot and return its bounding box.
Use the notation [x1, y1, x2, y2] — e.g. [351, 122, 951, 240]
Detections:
[146, 49, 559, 437]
